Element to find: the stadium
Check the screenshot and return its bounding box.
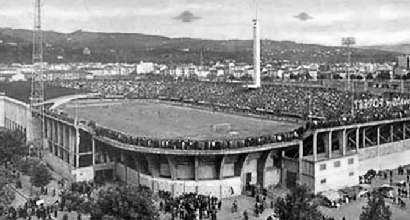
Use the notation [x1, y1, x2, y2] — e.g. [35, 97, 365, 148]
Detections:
[2, 78, 410, 199]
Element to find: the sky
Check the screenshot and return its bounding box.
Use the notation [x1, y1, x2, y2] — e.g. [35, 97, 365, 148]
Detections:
[1, 0, 410, 46]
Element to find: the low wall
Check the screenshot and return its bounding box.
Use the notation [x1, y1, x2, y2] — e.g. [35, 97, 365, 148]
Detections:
[72, 167, 94, 182]
[115, 163, 241, 198]
[43, 152, 73, 181]
[358, 139, 410, 175]
[0, 95, 5, 127]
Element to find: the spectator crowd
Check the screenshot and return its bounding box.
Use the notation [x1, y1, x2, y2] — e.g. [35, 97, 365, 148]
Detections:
[158, 191, 221, 220]
[47, 78, 410, 150]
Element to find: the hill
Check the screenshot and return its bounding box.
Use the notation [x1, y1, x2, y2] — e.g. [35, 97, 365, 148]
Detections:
[361, 44, 410, 55]
[0, 28, 400, 64]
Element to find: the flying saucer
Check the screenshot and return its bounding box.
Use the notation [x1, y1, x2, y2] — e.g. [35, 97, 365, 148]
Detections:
[294, 12, 313, 21]
[174, 11, 201, 22]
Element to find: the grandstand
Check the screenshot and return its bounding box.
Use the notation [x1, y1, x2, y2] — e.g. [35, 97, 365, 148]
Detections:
[0, 81, 87, 103]
[2, 78, 410, 197]
[54, 79, 410, 124]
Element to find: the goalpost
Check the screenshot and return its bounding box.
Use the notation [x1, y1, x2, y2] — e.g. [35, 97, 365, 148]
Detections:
[211, 123, 231, 132]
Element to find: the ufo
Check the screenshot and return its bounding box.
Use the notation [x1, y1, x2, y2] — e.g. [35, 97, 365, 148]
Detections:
[294, 12, 313, 21]
[174, 11, 201, 22]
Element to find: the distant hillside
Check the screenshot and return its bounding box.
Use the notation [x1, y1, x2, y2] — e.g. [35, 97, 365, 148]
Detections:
[361, 44, 410, 55]
[0, 28, 400, 64]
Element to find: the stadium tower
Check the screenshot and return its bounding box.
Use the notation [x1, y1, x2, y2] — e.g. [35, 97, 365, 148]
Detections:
[30, 0, 45, 157]
[248, 2, 261, 89]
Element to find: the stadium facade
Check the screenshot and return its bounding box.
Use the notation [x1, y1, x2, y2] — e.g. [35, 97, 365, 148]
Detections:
[1, 93, 410, 197]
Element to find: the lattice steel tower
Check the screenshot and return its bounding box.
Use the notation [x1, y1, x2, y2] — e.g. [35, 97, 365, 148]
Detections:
[30, 0, 45, 156]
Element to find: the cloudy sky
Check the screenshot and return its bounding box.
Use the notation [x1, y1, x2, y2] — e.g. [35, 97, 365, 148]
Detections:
[1, 0, 409, 46]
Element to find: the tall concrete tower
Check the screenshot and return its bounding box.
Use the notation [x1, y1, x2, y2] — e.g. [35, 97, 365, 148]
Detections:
[252, 18, 261, 88]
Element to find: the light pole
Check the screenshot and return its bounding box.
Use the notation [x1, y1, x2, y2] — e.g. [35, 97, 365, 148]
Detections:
[342, 37, 356, 116]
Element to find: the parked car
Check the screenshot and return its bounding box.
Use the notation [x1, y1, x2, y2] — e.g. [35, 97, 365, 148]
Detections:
[317, 190, 343, 208]
[339, 185, 370, 199]
[377, 186, 395, 198]
[357, 188, 370, 198]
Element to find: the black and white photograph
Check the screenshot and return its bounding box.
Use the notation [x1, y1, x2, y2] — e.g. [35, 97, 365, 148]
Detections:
[0, 0, 410, 219]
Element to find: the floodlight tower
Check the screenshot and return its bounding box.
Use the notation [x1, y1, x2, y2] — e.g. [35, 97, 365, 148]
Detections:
[342, 37, 355, 115]
[30, 0, 45, 158]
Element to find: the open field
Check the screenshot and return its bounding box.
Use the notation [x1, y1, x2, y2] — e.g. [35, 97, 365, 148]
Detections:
[63, 99, 301, 140]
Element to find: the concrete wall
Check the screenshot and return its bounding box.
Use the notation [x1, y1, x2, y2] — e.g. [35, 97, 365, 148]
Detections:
[0, 96, 5, 127]
[140, 173, 241, 199]
[0, 95, 33, 141]
[72, 167, 94, 182]
[43, 151, 74, 180]
[358, 139, 410, 175]
[301, 160, 315, 191]
[159, 162, 171, 177]
[242, 155, 259, 185]
[223, 163, 235, 177]
[314, 154, 359, 194]
[116, 163, 140, 185]
[115, 161, 241, 198]
[263, 154, 281, 188]
[176, 164, 194, 180]
[264, 167, 281, 188]
[198, 164, 217, 180]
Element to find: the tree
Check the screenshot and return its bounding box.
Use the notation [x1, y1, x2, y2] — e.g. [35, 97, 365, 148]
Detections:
[333, 73, 343, 80]
[0, 130, 27, 163]
[376, 71, 391, 80]
[30, 163, 52, 188]
[206, 72, 217, 81]
[366, 73, 374, 80]
[0, 167, 16, 214]
[62, 213, 69, 220]
[228, 74, 237, 82]
[16, 157, 42, 175]
[90, 186, 158, 220]
[274, 184, 324, 220]
[360, 192, 392, 220]
[241, 74, 253, 82]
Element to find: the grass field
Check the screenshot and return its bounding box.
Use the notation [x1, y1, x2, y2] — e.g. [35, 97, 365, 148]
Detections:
[63, 100, 301, 140]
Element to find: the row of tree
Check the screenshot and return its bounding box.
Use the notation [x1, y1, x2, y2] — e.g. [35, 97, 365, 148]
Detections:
[0, 129, 52, 196]
[0, 130, 27, 214]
